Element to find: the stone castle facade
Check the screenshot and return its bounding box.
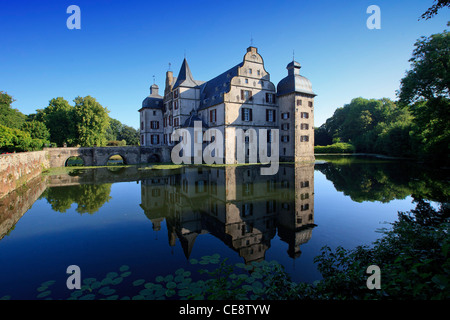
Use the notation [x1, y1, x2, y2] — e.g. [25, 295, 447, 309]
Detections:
[139, 47, 316, 163]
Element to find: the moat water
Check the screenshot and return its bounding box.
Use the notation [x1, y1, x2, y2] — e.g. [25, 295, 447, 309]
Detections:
[0, 155, 448, 299]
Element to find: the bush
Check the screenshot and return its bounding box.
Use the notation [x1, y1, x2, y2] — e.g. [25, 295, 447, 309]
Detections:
[314, 142, 355, 154]
[106, 140, 126, 147]
[0, 124, 45, 152]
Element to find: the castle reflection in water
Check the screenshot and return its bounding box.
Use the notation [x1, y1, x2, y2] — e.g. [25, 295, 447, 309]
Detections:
[140, 163, 315, 264]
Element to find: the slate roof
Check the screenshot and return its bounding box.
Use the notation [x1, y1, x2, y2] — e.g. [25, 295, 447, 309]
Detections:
[198, 62, 243, 110]
[277, 61, 316, 97]
[140, 84, 163, 110]
[173, 59, 203, 89]
[182, 112, 209, 129]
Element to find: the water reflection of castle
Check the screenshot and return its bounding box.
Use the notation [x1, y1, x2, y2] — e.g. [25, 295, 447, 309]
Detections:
[140, 164, 315, 263]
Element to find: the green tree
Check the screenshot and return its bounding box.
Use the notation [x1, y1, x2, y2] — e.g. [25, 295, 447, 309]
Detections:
[39, 97, 77, 147]
[0, 91, 26, 129]
[73, 96, 110, 147]
[21, 120, 50, 143]
[397, 28, 450, 163]
[118, 125, 140, 146]
[105, 118, 123, 142]
[420, 0, 450, 20]
[0, 124, 45, 152]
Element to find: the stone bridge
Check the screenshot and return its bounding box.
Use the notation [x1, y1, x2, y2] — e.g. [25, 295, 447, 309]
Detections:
[45, 146, 172, 167]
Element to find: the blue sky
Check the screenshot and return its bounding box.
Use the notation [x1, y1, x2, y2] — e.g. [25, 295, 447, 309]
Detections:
[1, 0, 448, 128]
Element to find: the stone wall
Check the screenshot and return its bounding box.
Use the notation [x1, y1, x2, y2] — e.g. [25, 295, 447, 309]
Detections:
[0, 175, 48, 240]
[0, 151, 50, 199]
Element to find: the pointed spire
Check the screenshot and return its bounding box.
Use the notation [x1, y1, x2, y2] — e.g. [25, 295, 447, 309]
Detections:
[173, 58, 197, 88]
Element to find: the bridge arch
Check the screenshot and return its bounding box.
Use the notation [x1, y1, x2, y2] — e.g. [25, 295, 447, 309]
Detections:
[106, 154, 127, 166]
[148, 153, 161, 163]
[64, 155, 89, 167]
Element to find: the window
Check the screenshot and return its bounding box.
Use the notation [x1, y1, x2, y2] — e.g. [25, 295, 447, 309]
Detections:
[301, 123, 309, 130]
[301, 193, 309, 200]
[141, 135, 144, 145]
[241, 90, 252, 101]
[297, 99, 302, 106]
[245, 78, 248, 84]
[300, 135, 309, 142]
[248, 68, 252, 74]
[174, 89, 179, 98]
[301, 204, 310, 211]
[257, 70, 260, 76]
[195, 180, 205, 193]
[267, 180, 276, 192]
[282, 112, 290, 120]
[151, 134, 159, 145]
[151, 121, 159, 129]
[281, 135, 289, 142]
[301, 112, 309, 119]
[266, 109, 275, 122]
[153, 110, 157, 116]
[300, 181, 310, 188]
[174, 100, 179, 109]
[169, 115, 173, 126]
[210, 109, 217, 122]
[243, 183, 253, 196]
[266, 93, 275, 103]
[241, 108, 252, 121]
[174, 117, 179, 127]
[266, 200, 276, 213]
[243, 203, 253, 217]
[164, 134, 167, 144]
[141, 122, 144, 130]
[308, 101, 313, 107]
[282, 123, 289, 130]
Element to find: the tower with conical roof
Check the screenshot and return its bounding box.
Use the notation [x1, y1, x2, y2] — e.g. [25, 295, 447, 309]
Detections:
[277, 60, 316, 162]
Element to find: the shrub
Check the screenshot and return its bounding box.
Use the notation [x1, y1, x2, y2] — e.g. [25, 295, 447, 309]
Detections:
[314, 142, 355, 154]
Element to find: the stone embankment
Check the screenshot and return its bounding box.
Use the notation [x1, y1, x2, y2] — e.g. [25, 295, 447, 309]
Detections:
[0, 151, 50, 199]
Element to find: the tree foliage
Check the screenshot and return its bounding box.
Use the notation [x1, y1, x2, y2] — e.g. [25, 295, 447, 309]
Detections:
[420, 0, 450, 20]
[397, 28, 450, 163]
[0, 91, 26, 130]
[73, 96, 110, 147]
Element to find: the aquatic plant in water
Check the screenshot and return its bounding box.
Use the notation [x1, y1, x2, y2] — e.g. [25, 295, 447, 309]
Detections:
[0, 255, 288, 300]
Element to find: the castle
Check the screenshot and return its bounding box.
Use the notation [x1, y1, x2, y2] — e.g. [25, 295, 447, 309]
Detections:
[139, 46, 316, 163]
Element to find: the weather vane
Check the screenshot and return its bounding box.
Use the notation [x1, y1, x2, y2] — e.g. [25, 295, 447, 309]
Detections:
[152, 75, 155, 84]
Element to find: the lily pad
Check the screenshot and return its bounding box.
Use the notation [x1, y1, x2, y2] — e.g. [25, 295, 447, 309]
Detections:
[40, 280, 56, 287]
[120, 271, 131, 278]
[132, 279, 145, 286]
[99, 287, 116, 296]
[166, 281, 176, 289]
[165, 289, 176, 297]
[79, 294, 95, 300]
[112, 277, 123, 285]
[178, 289, 191, 297]
[119, 265, 130, 272]
[189, 258, 198, 265]
[37, 291, 51, 299]
[106, 272, 118, 279]
[83, 277, 97, 285]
